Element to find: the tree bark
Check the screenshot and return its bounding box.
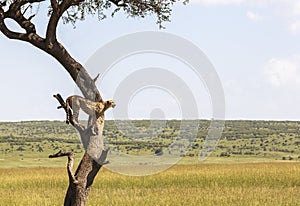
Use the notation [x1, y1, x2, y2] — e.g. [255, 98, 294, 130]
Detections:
[46, 48, 108, 206]
[53, 92, 108, 206]
[47, 45, 108, 206]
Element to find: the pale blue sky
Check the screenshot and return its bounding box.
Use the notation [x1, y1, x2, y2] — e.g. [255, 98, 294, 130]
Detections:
[1, 0, 300, 121]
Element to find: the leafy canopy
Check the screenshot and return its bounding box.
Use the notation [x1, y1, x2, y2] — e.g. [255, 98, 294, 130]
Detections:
[1, 0, 189, 28]
[63, 0, 188, 28]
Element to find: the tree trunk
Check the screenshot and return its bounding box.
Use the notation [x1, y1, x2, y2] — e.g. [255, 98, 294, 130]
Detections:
[49, 146, 106, 206]
[1, 3, 108, 201]
[1, 0, 182, 205]
[49, 45, 109, 205]
[64, 154, 101, 206]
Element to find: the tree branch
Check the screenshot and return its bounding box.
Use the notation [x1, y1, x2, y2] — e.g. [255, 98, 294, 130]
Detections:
[46, 0, 84, 48]
[49, 150, 78, 184]
[109, 0, 127, 7]
[46, 0, 60, 48]
[0, 1, 6, 7]
[0, 0, 46, 49]
[0, 12, 28, 41]
[6, 0, 44, 33]
[93, 74, 100, 83]
[53, 93, 85, 133]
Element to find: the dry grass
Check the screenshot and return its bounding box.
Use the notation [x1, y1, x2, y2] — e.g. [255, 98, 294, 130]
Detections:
[0, 163, 299, 206]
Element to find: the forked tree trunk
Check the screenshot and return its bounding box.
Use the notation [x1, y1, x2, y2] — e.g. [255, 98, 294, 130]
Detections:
[49, 44, 109, 206]
[0, 2, 108, 202]
[64, 154, 101, 206]
[0, 0, 181, 205]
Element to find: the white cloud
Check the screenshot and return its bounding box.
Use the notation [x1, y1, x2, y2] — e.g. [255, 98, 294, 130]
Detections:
[278, 0, 300, 17]
[192, 0, 300, 35]
[246, 11, 263, 21]
[289, 20, 300, 34]
[264, 56, 300, 86]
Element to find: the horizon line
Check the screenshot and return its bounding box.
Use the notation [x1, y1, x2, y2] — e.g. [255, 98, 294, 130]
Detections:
[0, 118, 300, 122]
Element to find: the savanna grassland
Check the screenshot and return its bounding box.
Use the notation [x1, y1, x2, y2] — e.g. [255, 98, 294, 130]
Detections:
[0, 163, 299, 206]
[0, 120, 300, 205]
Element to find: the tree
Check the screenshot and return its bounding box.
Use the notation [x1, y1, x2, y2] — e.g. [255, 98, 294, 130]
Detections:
[0, 0, 187, 205]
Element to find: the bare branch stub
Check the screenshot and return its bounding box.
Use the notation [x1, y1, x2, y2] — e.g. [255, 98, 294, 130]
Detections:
[49, 150, 78, 184]
[93, 73, 100, 83]
[49, 149, 72, 158]
[53, 93, 85, 133]
[53, 94, 72, 122]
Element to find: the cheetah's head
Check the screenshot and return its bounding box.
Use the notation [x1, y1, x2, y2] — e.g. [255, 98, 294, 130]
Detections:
[105, 100, 116, 109]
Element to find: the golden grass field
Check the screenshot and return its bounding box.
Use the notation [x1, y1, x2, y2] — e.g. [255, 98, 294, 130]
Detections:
[0, 163, 299, 206]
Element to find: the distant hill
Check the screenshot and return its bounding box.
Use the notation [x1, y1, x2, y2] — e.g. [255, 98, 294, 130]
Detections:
[0, 120, 299, 167]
